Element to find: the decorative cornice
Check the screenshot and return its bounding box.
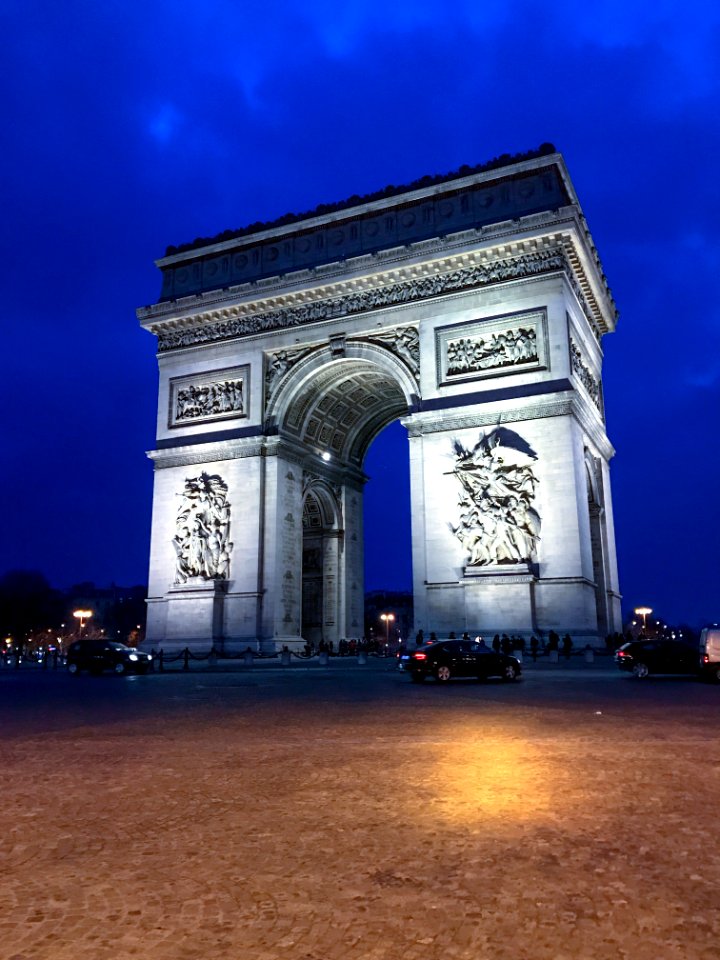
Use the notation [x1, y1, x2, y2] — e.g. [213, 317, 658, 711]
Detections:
[148, 437, 265, 468]
[402, 396, 575, 437]
[154, 246, 571, 353]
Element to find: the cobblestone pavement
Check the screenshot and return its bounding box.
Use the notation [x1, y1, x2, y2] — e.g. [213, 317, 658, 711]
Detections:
[1, 666, 719, 959]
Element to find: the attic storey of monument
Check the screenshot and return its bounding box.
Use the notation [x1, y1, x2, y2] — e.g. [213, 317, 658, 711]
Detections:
[138, 146, 621, 652]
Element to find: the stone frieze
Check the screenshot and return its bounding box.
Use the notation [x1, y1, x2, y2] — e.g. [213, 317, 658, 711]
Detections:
[157, 248, 567, 353]
[169, 366, 248, 427]
[570, 339, 601, 410]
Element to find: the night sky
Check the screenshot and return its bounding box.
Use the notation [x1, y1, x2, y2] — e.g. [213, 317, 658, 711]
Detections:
[2, 1, 718, 627]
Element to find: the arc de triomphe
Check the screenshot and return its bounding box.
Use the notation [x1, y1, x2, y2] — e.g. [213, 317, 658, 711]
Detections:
[138, 146, 621, 651]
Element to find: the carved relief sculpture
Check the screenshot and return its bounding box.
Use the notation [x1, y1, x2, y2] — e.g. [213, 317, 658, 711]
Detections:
[446, 325, 537, 375]
[173, 473, 233, 582]
[570, 339, 602, 410]
[451, 429, 540, 565]
[366, 325, 420, 376]
[175, 379, 244, 421]
[169, 367, 248, 427]
[158, 248, 569, 352]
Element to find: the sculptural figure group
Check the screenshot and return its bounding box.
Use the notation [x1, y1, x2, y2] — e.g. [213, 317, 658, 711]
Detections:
[446, 326, 537, 376]
[453, 430, 541, 565]
[175, 379, 244, 422]
[173, 473, 233, 582]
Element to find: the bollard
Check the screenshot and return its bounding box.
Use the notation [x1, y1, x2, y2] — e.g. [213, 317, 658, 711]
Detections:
[158, 650, 164, 672]
[357, 651, 367, 665]
[280, 649, 291, 666]
[243, 649, 254, 667]
[183, 648, 190, 671]
[584, 646, 595, 664]
[318, 650, 329, 666]
[208, 647, 218, 667]
[549, 649, 559, 663]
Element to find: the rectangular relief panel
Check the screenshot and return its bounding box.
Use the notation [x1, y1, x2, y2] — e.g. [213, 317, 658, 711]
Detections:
[168, 365, 250, 428]
[435, 308, 548, 386]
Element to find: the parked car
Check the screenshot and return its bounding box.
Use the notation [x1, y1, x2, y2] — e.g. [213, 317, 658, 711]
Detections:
[400, 638, 521, 683]
[615, 639, 698, 679]
[67, 639, 153, 676]
[699, 627, 720, 681]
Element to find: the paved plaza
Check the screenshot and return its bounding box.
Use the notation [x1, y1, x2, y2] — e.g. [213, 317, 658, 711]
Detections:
[1, 659, 719, 959]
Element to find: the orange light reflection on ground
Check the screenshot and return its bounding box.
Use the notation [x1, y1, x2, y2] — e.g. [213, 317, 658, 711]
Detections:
[412, 730, 558, 823]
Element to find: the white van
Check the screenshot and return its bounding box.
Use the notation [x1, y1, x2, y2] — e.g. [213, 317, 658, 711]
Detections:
[699, 627, 720, 680]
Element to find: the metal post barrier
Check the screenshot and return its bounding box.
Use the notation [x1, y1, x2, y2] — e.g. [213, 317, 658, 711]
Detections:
[280, 649, 291, 666]
[357, 651, 367, 665]
[584, 646, 595, 663]
[183, 648, 190, 671]
[549, 650, 559, 663]
[318, 650, 329, 666]
[243, 649, 254, 666]
[159, 650, 164, 672]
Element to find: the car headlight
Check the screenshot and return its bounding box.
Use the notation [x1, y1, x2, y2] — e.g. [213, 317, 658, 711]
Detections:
[128, 654, 139, 661]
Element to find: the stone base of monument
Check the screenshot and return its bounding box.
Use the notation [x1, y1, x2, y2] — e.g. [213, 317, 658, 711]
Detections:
[461, 562, 536, 635]
[164, 579, 227, 650]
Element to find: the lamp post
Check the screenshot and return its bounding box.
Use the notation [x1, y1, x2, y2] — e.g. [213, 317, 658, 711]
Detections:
[380, 613, 395, 652]
[73, 609, 93, 638]
[634, 607, 652, 636]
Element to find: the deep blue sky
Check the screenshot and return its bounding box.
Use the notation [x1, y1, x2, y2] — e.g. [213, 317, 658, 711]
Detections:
[2, 1, 718, 626]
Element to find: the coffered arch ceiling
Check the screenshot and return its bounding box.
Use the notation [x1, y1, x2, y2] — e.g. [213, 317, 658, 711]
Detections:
[280, 359, 409, 468]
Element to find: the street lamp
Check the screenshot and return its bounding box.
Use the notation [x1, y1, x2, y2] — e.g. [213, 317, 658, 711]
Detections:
[634, 607, 652, 635]
[73, 609, 93, 637]
[380, 613, 395, 650]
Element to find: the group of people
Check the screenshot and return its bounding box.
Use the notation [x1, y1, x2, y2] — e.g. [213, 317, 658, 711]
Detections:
[414, 628, 576, 660]
[303, 637, 384, 657]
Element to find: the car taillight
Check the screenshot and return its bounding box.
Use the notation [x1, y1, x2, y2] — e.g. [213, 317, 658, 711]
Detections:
[413, 653, 427, 661]
[617, 650, 628, 657]
[704, 654, 709, 663]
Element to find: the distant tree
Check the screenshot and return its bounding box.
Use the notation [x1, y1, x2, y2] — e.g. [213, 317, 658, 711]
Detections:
[0, 570, 64, 641]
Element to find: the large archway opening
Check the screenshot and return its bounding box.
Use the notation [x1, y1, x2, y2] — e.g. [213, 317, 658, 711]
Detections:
[271, 347, 416, 648]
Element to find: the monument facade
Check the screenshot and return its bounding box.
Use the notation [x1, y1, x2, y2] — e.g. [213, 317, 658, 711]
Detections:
[138, 145, 622, 650]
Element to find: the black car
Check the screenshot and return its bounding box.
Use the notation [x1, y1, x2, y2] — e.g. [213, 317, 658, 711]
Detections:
[615, 639, 699, 679]
[67, 639, 153, 676]
[400, 639, 521, 683]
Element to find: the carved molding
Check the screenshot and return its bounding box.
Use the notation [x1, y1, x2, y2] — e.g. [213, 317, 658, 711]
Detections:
[403, 397, 575, 437]
[156, 247, 568, 352]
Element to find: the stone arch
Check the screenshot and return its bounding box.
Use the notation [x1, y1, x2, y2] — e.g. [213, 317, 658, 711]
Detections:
[265, 340, 418, 467]
[301, 477, 344, 649]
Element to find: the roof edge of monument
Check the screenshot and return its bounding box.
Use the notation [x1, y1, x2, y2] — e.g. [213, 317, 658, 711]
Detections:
[161, 143, 559, 260]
